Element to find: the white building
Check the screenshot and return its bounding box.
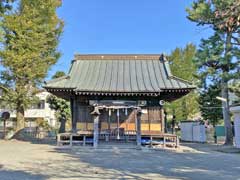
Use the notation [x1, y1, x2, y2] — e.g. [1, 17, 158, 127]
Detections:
[229, 91, 240, 148]
[0, 91, 57, 128]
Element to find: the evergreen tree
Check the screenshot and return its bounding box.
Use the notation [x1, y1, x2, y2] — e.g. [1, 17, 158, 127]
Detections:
[52, 71, 66, 79]
[0, 0, 14, 42]
[186, 0, 240, 145]
[198, 82, 223, 126]
[47, 95, 70, 133]
[0, 0, 14, 14]
[47, 71, 70, 133]
[0, 0, 63, 131]
[166, 44, 199, 122]
[231, 83, 240, 99]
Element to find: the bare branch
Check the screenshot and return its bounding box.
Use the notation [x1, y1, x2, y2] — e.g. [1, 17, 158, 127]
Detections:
[231, 35, 240, 45]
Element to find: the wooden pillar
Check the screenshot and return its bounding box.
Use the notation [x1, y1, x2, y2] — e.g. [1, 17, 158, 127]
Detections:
[164, 109, 168, 133]
[136, 108, 142, 147]
[108, 109, 111, 132]
[117, 109, 120, 140]
[148, 107, 151, 131]
[163, 136, 166, 148]
[91, 106, 100, 148]
[70, 97, 78, 133]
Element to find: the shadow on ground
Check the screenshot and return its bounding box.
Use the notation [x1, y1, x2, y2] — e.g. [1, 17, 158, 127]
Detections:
[1, 139, 240, 180]
[0, 165, 48, 180]
[42, 143, 240, 180]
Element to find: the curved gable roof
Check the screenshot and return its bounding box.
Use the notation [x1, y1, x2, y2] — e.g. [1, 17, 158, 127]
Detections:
[44, 54, 195, 96]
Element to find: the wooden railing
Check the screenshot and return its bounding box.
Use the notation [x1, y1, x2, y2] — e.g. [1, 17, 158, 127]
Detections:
[57, 131, 93, 147]
[57, 130, 179, 148]
[141, 131, 179, 148]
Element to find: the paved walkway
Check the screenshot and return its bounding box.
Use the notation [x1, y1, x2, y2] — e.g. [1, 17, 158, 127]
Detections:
[0, 140, 240, 180]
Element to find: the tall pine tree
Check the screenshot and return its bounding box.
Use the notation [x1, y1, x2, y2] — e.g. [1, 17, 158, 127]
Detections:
[187, 0, 240, 145]
[198, 82, 223, 126]
[0, 0, 63, 131]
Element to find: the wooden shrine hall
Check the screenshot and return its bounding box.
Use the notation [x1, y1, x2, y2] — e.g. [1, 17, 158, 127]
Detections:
[44, 54, 195, 147]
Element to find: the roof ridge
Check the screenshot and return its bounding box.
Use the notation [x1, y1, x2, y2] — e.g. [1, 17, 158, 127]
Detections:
[74, 54, 163, 60]
[75, 53, 163, 56]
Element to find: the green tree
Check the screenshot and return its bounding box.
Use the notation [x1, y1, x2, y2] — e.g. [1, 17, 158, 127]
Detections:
[166, 44, 199, 122]
[47, 95, 70, 133]
[231, 83, 240, 99]
[198, 82, 223, 126]
[52, 71, 66, 79]
[47, 72, 70, 133]
[0, 0, 15, 43]
[0, 0, 63, 131]
[0, 0, 14, 14]
[186, 0, 240, 145]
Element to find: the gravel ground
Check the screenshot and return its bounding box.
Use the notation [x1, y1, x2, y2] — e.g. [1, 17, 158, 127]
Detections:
[0, 140, 240, 180]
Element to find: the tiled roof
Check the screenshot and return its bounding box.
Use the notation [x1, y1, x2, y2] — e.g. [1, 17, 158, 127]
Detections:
[44, 54, 195, 96]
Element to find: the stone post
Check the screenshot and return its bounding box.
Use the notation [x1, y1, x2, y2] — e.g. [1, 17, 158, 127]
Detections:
[136, 108, 142, 147]
[91, 106, 100, 148]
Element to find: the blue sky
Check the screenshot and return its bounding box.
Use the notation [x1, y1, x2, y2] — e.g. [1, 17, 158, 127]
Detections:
[50, 0, 212, 78]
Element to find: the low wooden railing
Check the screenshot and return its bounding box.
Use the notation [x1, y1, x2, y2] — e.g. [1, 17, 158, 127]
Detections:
[57, 130, 179, 148]
[57, 131, 93, 147]
[141, 131, 179, 148]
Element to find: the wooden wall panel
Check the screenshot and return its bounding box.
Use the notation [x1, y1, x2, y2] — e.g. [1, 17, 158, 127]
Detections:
[76, 105, 163, 132]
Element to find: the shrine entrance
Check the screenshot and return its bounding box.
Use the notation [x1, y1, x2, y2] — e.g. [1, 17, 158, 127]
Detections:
[91, 100, 140, 143]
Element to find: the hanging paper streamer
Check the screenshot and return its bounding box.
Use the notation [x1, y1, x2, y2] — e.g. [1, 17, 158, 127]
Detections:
[125, 108, 128, 116]
[117, 109, 120, 117]
[108, 109, 112, 116]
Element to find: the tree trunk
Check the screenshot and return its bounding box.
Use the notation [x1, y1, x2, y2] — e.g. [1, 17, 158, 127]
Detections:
[221, 79, 233, 145]
[16, 105, 25, 131]
[222, 32, 233, 145]
[59, 118, 66, 133]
